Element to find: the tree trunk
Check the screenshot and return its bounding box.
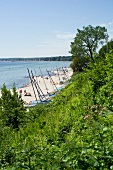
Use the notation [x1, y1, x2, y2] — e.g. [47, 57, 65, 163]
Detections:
[89, 47, 95, 62]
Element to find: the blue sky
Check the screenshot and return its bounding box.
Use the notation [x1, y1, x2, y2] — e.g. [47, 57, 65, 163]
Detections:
[0, 0, 113, 58]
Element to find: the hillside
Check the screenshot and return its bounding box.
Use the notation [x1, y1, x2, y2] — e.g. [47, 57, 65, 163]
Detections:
[0, 53, 113, 169]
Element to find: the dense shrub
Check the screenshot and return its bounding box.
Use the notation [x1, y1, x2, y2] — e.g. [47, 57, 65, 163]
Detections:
[0, 52, 113, 169]
[0, 84, 26, 129]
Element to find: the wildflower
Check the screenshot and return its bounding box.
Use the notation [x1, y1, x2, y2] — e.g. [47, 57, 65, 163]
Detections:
[84, 114, 90, 119]
[83, 106, 87, 110]
[90, 105, 99, 112]
[102, 107, 106, 111]
[99, 107, 106, 115]
[99, 111, 103, 115]
[94, 110, 98, 113]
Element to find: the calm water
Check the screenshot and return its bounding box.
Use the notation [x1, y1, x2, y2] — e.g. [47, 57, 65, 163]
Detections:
[0, 61, 71, 89]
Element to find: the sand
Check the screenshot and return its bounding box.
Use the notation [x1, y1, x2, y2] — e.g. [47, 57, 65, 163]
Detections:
[0, 68, 73, 106]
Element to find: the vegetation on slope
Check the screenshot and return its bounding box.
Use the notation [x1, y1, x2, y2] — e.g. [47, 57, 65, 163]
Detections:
[0, 51, 113, 169]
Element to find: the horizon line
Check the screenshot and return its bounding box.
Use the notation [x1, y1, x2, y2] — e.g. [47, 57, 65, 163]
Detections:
[0, 55, 72, 59]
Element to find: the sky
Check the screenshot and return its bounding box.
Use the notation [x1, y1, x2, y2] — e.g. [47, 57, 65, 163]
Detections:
[0, 0, 113, 58]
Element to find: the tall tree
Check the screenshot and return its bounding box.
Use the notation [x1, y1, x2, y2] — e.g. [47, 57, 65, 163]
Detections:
[70, 25, 107, 62]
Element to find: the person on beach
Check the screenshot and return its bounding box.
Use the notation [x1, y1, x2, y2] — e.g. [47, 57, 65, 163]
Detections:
[24, 90, 31, 96]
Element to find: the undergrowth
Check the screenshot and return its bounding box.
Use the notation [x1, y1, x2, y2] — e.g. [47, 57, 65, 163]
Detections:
[0, 53, 113, 169]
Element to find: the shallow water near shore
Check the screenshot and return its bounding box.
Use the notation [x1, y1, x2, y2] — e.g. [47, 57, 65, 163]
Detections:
[0, 61, 71, 89]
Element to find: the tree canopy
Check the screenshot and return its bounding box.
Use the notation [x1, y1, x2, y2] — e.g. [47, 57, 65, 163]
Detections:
[99, 39, 113, 58]
[70, 25, 107, 62]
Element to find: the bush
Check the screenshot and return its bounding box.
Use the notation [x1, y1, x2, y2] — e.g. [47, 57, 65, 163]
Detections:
[0, 84, 26, 129]
[70, 56, 89, 72]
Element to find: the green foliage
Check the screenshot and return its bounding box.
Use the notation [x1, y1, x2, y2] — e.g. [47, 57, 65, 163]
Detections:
[1, 51, 113, 169]
[70, 25, 107, 62]
[99, 39, 113, 58]
[70, 55, 90, 72]
[86, 60, 107, 92]
[0, 84, 26, 129]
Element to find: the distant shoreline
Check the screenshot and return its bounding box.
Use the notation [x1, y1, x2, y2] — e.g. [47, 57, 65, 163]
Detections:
[0, 60, 72, 63]
[0, 56, 72, 62]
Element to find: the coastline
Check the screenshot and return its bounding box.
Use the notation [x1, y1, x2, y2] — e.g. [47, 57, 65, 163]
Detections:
[0, 68, 73, 106]
[0, 60, 72, 89]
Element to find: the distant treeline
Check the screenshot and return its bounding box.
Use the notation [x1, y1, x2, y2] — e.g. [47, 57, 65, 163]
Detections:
[0, 56, 72, 61]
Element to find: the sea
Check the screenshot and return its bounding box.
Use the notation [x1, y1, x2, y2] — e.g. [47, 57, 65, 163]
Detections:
[0, 60, 71, 89]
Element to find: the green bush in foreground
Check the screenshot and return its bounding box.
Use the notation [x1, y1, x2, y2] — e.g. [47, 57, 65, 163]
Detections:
[0, 84, 26, 129]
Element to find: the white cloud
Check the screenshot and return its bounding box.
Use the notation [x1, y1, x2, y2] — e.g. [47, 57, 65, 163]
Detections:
[99, 20, 113, 27]
[98, 20, 113, 40]
[100, 23, 107, 27]
[56, 32, 75, 39]
[108, 21, 113, 25]
[35, 38, 72, 57]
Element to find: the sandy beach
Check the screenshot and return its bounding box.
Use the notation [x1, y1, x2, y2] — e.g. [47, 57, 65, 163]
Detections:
[0, 68, 73, 106]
